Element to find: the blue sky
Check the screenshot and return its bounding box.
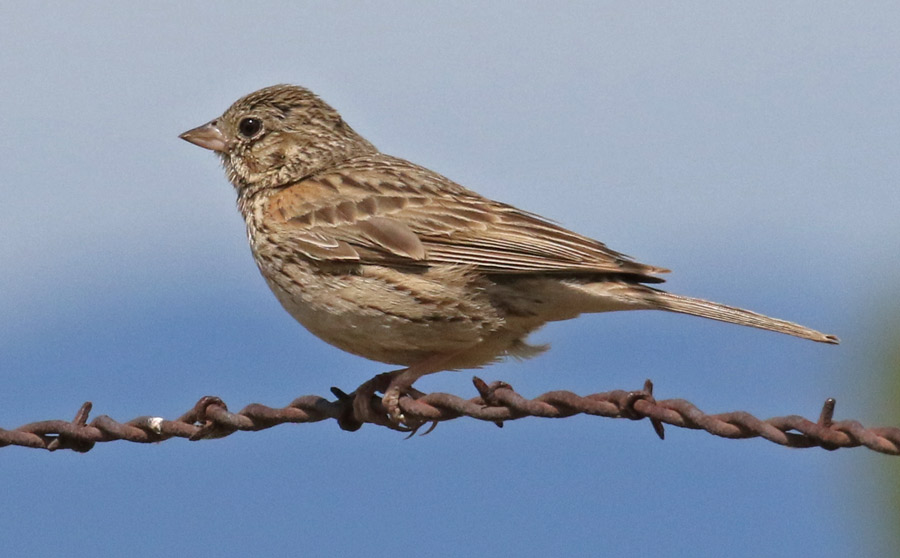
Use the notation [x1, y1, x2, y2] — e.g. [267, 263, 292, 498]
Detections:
[1, 3, 899, 557]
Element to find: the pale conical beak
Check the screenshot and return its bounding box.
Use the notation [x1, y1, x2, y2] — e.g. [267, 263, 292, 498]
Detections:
[179, 120, 229, 152]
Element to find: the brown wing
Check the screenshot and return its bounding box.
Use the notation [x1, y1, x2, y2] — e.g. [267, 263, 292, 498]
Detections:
[263, 157, 668, 281]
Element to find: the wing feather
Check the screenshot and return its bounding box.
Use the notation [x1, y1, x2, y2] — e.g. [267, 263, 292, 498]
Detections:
[264, 158, 668, 281]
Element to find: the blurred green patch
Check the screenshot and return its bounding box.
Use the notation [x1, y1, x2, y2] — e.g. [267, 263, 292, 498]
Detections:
[878, 311, 900, 554]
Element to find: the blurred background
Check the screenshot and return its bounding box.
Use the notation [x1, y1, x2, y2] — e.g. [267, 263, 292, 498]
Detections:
[1, 3, 898, 557]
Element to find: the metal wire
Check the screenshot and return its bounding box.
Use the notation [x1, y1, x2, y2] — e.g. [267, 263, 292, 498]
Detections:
[1, 377, 898, 454]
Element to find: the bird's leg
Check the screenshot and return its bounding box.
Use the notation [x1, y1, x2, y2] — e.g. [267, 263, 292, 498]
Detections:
[350, 371, 403, 429]
[382, 352, 458, 425]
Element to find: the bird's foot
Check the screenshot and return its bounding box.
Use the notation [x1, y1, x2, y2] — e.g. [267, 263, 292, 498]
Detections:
[381, 369, 429, 430]
[343, 370, 426, 432]
[345, 372, 404, 431]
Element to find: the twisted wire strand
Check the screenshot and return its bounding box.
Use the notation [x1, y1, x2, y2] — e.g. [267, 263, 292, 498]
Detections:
[1, 378, 897, 454]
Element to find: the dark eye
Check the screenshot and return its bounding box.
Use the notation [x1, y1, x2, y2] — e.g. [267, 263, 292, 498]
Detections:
[238, 117, 263, 138]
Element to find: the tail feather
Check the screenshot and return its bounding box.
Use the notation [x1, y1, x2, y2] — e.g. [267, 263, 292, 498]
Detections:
[639, 288, 839, 344]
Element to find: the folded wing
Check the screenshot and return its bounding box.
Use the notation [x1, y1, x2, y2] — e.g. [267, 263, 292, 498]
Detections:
[265, 162, 668, 282]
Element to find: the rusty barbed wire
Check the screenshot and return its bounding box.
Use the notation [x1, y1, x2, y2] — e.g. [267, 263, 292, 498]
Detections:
[1, 377, 898, 454]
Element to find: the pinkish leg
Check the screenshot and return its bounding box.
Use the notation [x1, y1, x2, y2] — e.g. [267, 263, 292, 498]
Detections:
[382, 352, 459, 425]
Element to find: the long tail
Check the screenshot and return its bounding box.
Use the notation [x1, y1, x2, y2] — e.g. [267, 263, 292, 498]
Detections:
[637, 287, 839, 344]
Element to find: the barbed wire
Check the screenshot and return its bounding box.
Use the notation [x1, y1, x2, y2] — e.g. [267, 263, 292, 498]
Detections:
[1, 377, 898, 454]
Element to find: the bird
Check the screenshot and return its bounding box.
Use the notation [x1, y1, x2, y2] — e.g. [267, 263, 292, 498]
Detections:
[180, 84, 838, 425]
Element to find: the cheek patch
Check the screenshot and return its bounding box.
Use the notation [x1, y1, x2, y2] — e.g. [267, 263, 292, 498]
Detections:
[268, 150, 287, 166]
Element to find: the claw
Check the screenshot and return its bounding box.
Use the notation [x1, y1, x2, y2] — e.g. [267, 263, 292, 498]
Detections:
[382, 388, 427, 432]
[340, 372, 411, 432]
[349, 353, 456, 431]
[380, 368, 433, 430]
[382, 385, 405, 424]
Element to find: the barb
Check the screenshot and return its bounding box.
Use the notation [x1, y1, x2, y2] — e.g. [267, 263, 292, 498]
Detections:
[1, 377, 898, 455]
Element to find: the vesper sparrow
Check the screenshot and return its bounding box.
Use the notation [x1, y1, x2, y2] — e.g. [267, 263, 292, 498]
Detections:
[180, 84, 837, 424]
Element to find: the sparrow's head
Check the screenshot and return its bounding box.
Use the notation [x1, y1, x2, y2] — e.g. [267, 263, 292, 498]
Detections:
[180, 84, 375, 192]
